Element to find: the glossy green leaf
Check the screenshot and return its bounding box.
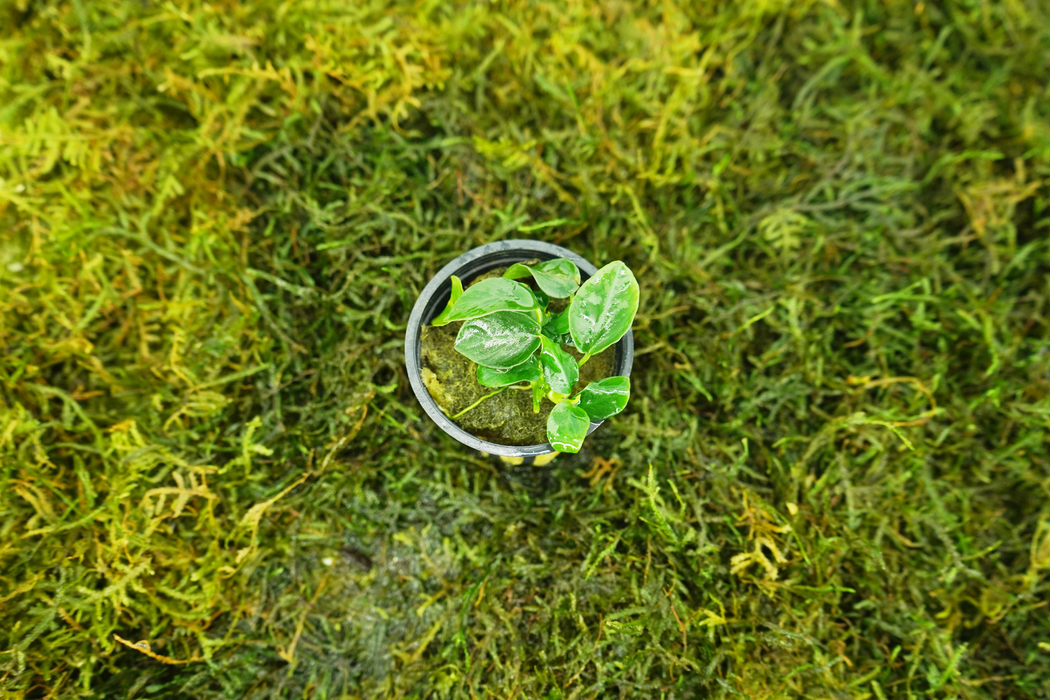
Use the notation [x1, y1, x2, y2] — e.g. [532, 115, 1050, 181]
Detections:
[430, 275, 464, 326]
[534, 286, 550, 311]
[546, 401, 590, 453]
[541, 309, 571, 345]
[544, 309, 569, 333]
[504, 263, 531, 279]
[576, 376, 631, 421]
[444, 278, 538, 323]
[505, 258, 581, 298]
[539, 336, 579, 396]
[503, 263, 529, 282]
[568, 261, 639, 355]
[454, 311, 541, 369]
[477, 355, 541, 388]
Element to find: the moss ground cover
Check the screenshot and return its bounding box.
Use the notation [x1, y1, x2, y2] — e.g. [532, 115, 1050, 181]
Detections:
[2, 0, 1049, 697]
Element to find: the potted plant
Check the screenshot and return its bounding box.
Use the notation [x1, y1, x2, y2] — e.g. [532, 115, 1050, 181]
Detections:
[405, 240, 637, 463]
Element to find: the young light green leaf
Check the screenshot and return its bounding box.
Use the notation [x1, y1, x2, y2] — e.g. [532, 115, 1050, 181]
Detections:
[455, 311, 541, 369]
[444, 278, 538, 323]
[546, 401, 590, 453]
[543, 309, 569, 335]
[568, 261, 639, 355]
[504, 263, 533, 280]
[541, 309, 572, 346]
[504, 258, 581, 298]
[430, 275, 464, 327]
[539, 336, 579, 396]
[576, 376, 630, 421]
[531, 378, 545, 413]
[477, 355, 541, 388]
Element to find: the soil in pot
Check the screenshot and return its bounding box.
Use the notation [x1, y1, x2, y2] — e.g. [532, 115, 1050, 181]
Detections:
[419, 265, 616, 446]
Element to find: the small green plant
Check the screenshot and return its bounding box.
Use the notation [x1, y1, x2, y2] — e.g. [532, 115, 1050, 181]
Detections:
[431, 259, 639, 452]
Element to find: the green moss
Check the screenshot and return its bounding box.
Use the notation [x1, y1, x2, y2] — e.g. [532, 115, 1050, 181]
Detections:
[2, 0, 1050, 698]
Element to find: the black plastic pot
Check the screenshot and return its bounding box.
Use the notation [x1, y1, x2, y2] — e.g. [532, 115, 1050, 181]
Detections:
[405, 240, 635, 460]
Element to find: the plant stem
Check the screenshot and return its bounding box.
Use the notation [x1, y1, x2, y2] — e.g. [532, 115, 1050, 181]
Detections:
[453, 389, 507, 419]
[452, 385, 531, 419]
[578, 352, 592, 367]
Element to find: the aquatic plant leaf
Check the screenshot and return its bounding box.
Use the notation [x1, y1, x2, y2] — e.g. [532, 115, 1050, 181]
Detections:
[443, 278, 538, 323]
[539, 336, 579, 395]
[455, 311, 541, 369]
[568, 261, 639, 355]
[576, 376, 630, 421]
[546, 401, 590, 453]
[541, 309, 570, 344]
[505, 258, 581, 298]
[477, 355, 541, 388]
[534, 286, 550, 311]
[430, 275, 464, 326]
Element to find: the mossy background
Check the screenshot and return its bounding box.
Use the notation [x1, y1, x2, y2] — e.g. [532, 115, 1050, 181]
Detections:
[2, 0, 1049, 697]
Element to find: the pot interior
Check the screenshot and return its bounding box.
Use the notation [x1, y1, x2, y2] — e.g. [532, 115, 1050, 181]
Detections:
[405, 240, 634, 457]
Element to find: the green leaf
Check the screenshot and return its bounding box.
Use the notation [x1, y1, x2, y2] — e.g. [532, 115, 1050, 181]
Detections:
[576, 376, 630, 421]
[504, 263, 532, 280]
[539, 336, 579, 395]
[444, 278, 538, 323]
[430, 275, 464, 327]
[541, 309, 572, 345]
[454, 311, 541, 369]
[546, 401, 590, 453]
[534, 287, 550, 311]
[544, 309, 569, 333]
[505, 258, 581, 298]
[477, 355, 541, 388]
[568, 261, 639, 355]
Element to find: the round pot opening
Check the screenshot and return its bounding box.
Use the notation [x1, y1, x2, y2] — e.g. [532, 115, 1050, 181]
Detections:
[405, 240, 635, 458]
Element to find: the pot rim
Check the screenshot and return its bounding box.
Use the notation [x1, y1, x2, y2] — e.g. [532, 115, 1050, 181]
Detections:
[405, 239, 635, 457]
